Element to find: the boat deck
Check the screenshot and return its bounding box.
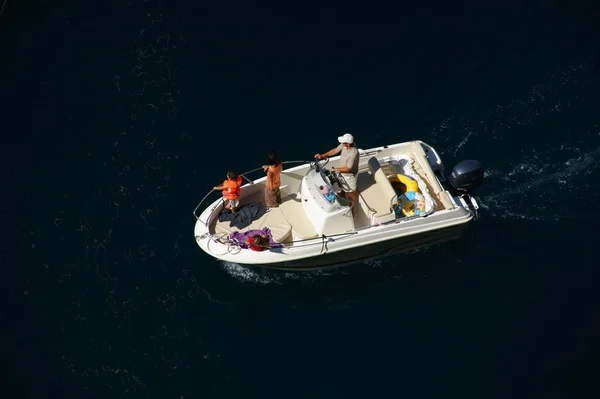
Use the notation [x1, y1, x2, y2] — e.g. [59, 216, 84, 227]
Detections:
[210, 190, 317, 245]
[209, 148, 452, 246]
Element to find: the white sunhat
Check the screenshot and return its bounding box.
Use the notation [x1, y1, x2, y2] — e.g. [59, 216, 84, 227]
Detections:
[337, 133, 354, 144]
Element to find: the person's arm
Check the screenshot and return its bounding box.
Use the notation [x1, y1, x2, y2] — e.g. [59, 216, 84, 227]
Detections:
[314, 146, 341, 159]
[213, 184, 224, 190]
[331, 165, 351, 173]
[260, 234, 271, 248]
[332, 148, 358, 173]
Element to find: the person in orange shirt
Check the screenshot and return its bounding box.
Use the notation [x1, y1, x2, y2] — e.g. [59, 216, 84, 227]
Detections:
[262, 149, 283, 208]
[213, 170, 242, 213]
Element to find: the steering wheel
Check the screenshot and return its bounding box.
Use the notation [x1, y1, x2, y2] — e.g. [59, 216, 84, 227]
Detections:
[313, 157, 342, 188]
[321, 166, 342, 188]
[312, 156, 329, 172]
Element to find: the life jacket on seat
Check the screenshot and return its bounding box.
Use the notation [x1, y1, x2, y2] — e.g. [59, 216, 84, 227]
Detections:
[222, 176, 242, 200]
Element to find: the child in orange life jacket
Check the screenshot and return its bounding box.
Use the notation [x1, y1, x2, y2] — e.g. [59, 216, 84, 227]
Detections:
[213, 170, 243, 213]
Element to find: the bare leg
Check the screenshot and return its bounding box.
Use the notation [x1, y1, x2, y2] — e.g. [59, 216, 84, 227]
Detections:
[346, 191, 358, 216]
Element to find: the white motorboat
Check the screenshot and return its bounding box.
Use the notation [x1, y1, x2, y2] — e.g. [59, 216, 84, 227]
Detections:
[193, 140, 483, 270]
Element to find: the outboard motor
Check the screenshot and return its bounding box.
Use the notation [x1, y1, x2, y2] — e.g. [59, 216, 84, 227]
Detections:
[443, 159, 484, 219]
[447, 160, 484, 195]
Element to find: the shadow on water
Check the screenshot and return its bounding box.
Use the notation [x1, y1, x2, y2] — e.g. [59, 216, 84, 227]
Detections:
[213, 229, 479, 296]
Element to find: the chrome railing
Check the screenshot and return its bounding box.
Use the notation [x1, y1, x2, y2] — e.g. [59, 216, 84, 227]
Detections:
[192, 160, 312, 221]
[312, 157, 354, 207]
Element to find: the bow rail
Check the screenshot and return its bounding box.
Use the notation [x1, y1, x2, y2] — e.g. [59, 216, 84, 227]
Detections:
[192, 160, 311, 221]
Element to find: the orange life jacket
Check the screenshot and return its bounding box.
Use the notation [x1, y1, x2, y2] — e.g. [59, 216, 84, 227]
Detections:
[222, 176, 242, 200]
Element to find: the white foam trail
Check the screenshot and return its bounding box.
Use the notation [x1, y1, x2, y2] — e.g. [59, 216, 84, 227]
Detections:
[432, 56, 596, 156]
[452, 131, 477, 156]
[486, 147, 599, 201]
[220, 261, 281, 284]
[219, 260, 342, 283]
[479, 146, 600, 220]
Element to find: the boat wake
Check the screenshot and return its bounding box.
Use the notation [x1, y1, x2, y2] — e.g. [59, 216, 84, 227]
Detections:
[220, 262, 284, 284]
[220, 143, 599, 281]
[219, 57, 599, 279]
[219, 261, 340, 283]
[431, 55, 598, 157]
[429, 55, 599, 222]
[479, 145, 600, 221]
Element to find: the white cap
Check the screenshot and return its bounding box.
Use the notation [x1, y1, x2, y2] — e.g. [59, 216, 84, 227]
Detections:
[337, 133, 354, 144]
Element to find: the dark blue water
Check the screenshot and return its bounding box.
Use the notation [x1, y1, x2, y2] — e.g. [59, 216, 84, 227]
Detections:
[4, 1, 600, 398]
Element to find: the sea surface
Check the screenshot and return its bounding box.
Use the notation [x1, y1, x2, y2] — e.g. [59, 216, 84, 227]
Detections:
[3, 1, 600, 398]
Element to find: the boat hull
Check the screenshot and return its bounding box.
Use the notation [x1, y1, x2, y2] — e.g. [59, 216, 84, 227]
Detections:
[193, 140, 482, 272]
[243, 223, 467, 271]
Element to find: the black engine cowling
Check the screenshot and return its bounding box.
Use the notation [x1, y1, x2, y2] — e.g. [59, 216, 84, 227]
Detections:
[447, 160, 484, 195]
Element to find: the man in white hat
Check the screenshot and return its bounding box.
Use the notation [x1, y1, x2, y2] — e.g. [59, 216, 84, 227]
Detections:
[314, 133, 359, 215]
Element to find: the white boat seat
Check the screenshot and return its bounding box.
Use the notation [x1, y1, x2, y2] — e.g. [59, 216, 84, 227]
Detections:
[279, 196, 318, 240]
[214, 206, 292, 243]
[357, 157, 398, 225]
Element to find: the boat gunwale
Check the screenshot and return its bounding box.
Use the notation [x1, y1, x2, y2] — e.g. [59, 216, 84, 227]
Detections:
[192, 159, 314, 224]
[195, 206, 473, 267]
[196, 195, 468, 253]
[194, 140, 473, 258]
[192, 143, 402, 222]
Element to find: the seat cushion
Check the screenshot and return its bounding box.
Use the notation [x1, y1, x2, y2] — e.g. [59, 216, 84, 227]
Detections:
[214, 207, 292, 243]
[279, 197, 318, 239]
[358, 157, 397, 223]
[258, 208, 293, 242]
